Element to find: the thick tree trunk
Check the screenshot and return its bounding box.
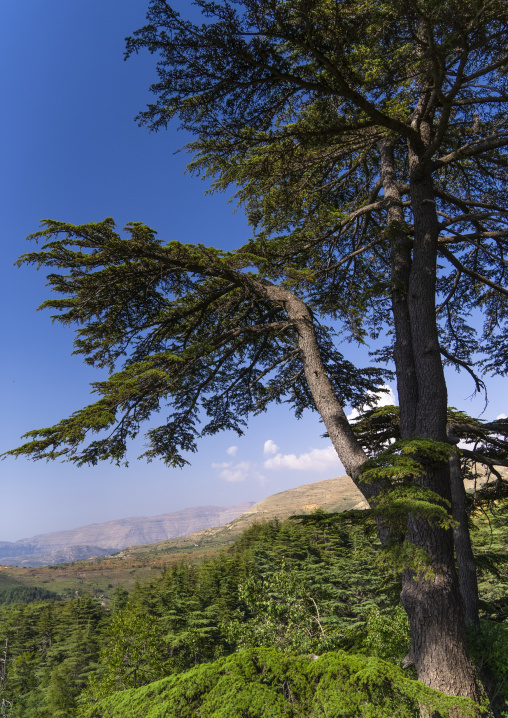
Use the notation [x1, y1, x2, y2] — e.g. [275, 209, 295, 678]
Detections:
[263, 188, 482, 704]
[378, 139, 419, 435]
[401, 488, 478, 697]
[383, 138, 480, 703]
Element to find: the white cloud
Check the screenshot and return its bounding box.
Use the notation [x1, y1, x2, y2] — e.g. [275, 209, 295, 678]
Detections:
[212, 460, 266, 484]
[226, 445, 238, 456]
[347, 384, 397, 422]
[263, 439, 279, 456]
[496, 413, 507, 420]
[264, 445, 342, 473]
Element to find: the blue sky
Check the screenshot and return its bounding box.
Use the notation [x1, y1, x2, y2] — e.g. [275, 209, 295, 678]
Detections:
[1, 1, 505, 542]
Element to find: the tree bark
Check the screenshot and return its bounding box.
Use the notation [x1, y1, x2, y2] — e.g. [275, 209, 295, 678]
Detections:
[265, 285, 369, 484]
[260, 212, 481, 703]
[449, 448, 480, 626]
[385, 138, 480, 702]
[378, 139, 419, 436]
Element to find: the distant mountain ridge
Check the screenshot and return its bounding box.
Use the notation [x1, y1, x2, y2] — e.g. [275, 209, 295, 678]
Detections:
[0, 476, 370, 596]
[118, 475, 369, 558]
[0, 475, 372, 568]
[0, 473, 502, 598]
[0, 503, 255, 567]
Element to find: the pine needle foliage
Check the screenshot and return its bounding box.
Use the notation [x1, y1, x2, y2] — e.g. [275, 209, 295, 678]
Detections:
[5, 219, 387, 468]
[125, 0, 508, 377]
[1, 513, 507, 717]
[352, 405, 508, 504]
[77, 648, 480, 718]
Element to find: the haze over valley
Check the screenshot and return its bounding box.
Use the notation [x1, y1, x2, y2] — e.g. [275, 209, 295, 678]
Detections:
[0, 503, 254, 567]
[0, 475, 368, 568]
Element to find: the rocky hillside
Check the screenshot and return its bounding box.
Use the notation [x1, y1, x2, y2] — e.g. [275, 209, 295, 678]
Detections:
[0, 475, 368, 597]
[120, 475, 368, 558]
[0, 472, 503, 598]
[0, 503, 254, 567]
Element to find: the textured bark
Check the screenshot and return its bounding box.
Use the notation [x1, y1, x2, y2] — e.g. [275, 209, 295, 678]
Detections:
[378, 140, 419, 436]
[387, 139, 480, 702]
[265, 286, 369, 485]
[401, 494, 478, 699]
[449, 450, 480, 626]
[260, 211, 481, 702]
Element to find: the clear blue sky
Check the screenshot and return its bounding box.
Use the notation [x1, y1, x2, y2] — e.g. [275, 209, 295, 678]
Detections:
[0, 1, 505, 542]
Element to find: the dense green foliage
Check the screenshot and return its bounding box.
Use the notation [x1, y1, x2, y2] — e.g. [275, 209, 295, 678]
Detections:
[7, 219, 387, 468]
[0, 512, 506, 716]
[353, 405, 508, 493]
[0, 593, 105, 717]
[0, 518, 393, 717]
[83, 517, 399, 708]
[473, 503, 508, 624]
[0, 587, 60, 606]
[78, 648, 478, 718]
[8, 0, 508, 705]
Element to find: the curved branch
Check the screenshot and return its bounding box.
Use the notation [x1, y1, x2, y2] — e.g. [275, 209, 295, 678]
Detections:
[433, 133, 508, 170]
[438, 246, 508, 297]
[439, 346, 486, 394]
[460, 449, 508, 474]
[434, 189, 508, 214]
[317, 237, 383, 274]
[436, 269, 462, 314]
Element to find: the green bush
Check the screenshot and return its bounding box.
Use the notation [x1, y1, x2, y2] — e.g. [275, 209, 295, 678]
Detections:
[468, 620, 508, 712]
[361, 605, 411, 667]
[78, 648, 477, 718]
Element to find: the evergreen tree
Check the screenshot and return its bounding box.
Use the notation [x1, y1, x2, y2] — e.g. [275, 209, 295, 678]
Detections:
[353, 404, 508, 626]
[0, 594, 110, 718]
[122, 0, 508, 703]
[6, 0, 508, 709]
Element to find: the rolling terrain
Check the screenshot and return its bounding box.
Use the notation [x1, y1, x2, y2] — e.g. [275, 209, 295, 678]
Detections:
[0, 503, 255, 567]
[0, 475, 366, 598]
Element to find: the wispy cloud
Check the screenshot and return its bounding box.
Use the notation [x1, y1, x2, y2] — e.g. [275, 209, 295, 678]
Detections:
[263, 439, 279, 456]
[347, 384, 397, 422]
[496, 413, 507, 420]
[212, 460, 266, 484]
[226, 445, 238, 456]
[264, 445, 342, 473]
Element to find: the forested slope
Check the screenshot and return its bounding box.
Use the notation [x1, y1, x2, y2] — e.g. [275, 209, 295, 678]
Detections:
[0, 476, 366, 598]
[0, 507, 507, 717]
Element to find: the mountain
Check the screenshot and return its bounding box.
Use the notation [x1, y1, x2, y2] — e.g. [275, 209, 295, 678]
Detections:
[120, 475, 368, 558]
[0, 475, 369, 597]
[0, 471, 503, 598]
[0, 503, 255, 567]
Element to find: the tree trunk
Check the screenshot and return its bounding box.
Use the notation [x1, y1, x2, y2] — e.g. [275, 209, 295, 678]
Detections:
[449, 448, 480, 626]
[401, 493, 478, 697]
[263, 203, 482, 704]
[267, 285, 369, 484]
[388, 140, 480, 703]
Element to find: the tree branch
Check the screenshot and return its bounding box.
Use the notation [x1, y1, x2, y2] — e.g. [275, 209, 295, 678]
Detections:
[433, 134, 508, 170]
[439, 346, 485, 394]
[438, 246, 508, 297]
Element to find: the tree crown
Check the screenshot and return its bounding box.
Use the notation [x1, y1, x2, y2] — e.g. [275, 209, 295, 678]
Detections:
[126, 0, 508, 381]
[6, 218, 386, 467]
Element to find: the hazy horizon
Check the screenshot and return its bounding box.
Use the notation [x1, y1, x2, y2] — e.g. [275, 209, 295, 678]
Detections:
[1, 1, 505, 543]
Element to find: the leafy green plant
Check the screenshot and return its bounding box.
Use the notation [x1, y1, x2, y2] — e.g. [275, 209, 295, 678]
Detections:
[361, 605, 411, 668]
[223, 563, 338, 655]
[77, 647, 479, 718]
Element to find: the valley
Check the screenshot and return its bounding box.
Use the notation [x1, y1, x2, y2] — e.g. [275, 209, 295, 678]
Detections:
[0, 475, 366, 598]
